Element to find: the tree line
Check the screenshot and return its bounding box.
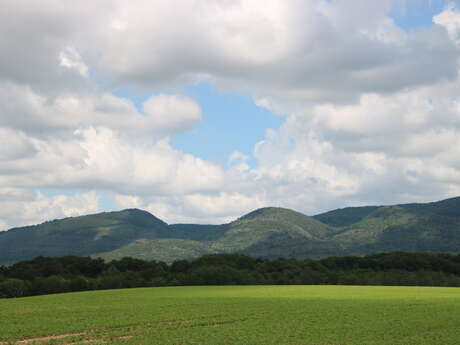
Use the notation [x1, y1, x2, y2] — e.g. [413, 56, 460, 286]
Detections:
[2, 252, 460, 298]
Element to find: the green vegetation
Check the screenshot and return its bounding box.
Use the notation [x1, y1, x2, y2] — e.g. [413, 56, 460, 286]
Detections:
[313, 205, 379, 227]
[1, 285, 460, 345]
[0, 209, 168, 265]
[329, 197, 460, 255]
[3, 252, 460, 298]
[97, 238, 217, 263]
[1, 196, 460, 264]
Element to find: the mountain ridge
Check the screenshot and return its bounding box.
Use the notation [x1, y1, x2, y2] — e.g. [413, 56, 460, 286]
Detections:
[0, 196, 459, 264]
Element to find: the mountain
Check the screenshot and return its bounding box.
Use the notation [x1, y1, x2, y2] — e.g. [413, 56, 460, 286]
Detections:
[327, 197, 460, 255]
[94, 207, 337, 263]
[0, 209, 169, 265]
[219, 207, 340, 259]
[313, 206, 379, 227]
[0, 197, 459, 264]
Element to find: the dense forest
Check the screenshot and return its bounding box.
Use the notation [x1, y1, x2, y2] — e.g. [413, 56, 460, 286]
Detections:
[2, 252, 460, 298]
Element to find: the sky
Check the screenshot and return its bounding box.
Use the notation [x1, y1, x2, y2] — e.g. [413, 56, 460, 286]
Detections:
[1, 0, 460, 229]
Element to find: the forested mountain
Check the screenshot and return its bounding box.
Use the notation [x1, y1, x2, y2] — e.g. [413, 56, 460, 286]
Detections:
[0, 197, 459, 264]
[0, 209, 169, 264]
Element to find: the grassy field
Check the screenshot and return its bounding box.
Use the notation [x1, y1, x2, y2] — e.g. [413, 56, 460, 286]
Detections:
[1, 285, 460, 345]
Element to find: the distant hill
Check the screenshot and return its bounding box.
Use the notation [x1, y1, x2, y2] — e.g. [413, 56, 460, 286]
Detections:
[0, 196, 459, 264]
[0, 209, 169, 264]
[327, 197, 460, 255]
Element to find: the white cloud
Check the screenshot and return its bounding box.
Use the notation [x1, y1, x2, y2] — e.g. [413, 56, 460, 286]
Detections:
[0, 0, 460, 228]
[0, 84, 202, 137]
[115, 191, 264, 224]
[59, 46, 89, 77]
[228, 151, 250, 172]
[88, 0, 457, 104]
[434, 2, 460, 45]
[1, 1, 455, 102]
[142, 94, 202, 134]
[0, 128, 36, 160]
[0, 126, 224, 197]
[183, 192, 265, 219]
[0, 189, 100, 230]
[241, 78, 460, 211]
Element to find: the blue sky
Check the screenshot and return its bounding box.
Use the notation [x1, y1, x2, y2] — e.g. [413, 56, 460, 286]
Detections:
[391, 0, 450, 29]
[1, 0, 460, 228]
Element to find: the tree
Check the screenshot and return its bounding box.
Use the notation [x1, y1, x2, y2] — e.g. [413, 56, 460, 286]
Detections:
[0, 279, 30, 298]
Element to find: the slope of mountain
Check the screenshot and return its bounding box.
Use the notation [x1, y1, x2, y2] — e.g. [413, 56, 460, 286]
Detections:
[0, 197, 459, 264]
[0, 209, 168, 265]
[95, 238, 217, 263]
[94, 207, 336, 262]
[330, 197, 460, 255]
[211, 207, 338, 258]
[313, 206, 379, 227]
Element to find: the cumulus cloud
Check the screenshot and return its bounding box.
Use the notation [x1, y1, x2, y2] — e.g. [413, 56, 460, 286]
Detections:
[1, 0, 460, 228]
[115, 192, 265, 224]
[87, 0, 457, 104]
[2, 1, 456, 102]
[0, 84, 202, 137]
[59, 46, 89, 77]
[245, 79, 460, 211]
[0, 128, 37, 160]
[0, 189, 99, 230]
[434, 2, 460, 44]
[0, 126, 224, 195]
[0, 1, 107, 93]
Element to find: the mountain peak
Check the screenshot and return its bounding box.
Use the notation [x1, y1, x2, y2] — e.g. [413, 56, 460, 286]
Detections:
[238, 207, 306, 221]
[107, 208, 168, 227]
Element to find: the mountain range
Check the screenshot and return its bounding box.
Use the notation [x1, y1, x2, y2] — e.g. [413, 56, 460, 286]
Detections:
[0, 196, 459, 265]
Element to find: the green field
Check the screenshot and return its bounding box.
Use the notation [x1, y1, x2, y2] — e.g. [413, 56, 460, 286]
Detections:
[1, 285, 460, 345]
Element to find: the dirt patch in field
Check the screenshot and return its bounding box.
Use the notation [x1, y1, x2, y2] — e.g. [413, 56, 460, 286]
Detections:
[1, 333, 135, 345]
[62, 335, 135, 345]
[1, 313, 258, 344]
[0, 332, 87, 344]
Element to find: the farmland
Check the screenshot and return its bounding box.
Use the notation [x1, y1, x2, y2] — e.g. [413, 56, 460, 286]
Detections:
[1, 285, 460, 345]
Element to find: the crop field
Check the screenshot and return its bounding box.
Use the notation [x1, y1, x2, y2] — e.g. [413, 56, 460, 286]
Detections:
[1, 285, 460, 345]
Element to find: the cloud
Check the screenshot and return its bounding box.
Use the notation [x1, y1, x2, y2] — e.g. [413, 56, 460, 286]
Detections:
[244, 79, 460, 211]
[142, 94, 203, 134]
[434, 2, 460, 45]
[0, 126, 225, 196]
[1, 0, 460, 228]
[228, 151, 250, 172]
[0, 128, 37, 160]
[84, 0, 457, 104]
[2, 1, 456, 103]
[0, 189, 99, 230]
[115, 191, 264, 224]
[0, 0, 107, 93]
[0, 83, 203, 137]
[119, 73, 460, 224]
[59, 46, 89, 77]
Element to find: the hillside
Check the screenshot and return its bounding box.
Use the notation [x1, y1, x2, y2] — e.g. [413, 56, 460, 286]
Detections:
[219, 207, 340, 259]
[95, 207, 336, 262]
[0, 209, 168, 265]
[0, 196, 459, 264]
[313, 206, 379, 227]
[329, 197, 460, 255]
